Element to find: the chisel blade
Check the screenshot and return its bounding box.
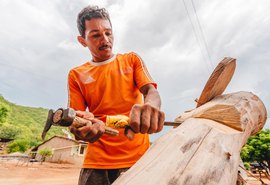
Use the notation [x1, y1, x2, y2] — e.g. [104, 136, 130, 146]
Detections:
[164, 121, 182, 127]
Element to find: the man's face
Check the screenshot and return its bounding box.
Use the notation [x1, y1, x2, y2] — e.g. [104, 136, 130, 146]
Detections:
[78, 18, 114, 62]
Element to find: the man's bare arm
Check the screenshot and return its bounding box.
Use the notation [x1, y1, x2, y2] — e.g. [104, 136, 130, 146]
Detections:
[129, 84, 165, 134]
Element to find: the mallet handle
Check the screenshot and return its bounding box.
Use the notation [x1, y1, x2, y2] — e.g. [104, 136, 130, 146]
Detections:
[73, 116, 119, 136]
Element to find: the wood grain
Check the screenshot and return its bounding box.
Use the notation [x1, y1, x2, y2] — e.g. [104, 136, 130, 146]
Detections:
[113, 91, 267, 185]
[196, 57, 236, 107]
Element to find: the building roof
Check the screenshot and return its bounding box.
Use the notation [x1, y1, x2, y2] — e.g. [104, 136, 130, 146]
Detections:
[31, 135, 87, 151]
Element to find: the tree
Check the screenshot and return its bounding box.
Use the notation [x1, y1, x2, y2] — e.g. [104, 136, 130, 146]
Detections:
[0, 102, 10, 123]
[38, 147, 53, 164]
[241, 129, 270, 174]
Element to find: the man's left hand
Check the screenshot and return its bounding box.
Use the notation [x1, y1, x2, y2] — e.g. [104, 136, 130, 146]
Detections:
[129, 103, 165, 134]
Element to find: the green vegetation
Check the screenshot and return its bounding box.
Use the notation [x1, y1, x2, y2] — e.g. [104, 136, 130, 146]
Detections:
[7, 139, 30, 153]
[241, 129, 270, 174]
[0, 95, 66, 153]
[0, 102, 10, 123]
[38, 147, 53, 164]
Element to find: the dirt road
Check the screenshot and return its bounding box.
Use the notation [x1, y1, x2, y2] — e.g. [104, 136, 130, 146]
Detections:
[1, 159, 269, 185]
[0, 160, 80, 185]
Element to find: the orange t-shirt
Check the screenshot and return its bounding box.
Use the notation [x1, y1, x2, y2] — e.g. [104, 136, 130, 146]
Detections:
[68, 52, 157, 169]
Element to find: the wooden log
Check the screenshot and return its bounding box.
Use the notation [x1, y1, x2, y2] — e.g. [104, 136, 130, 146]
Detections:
[175, 91, 267, 146]
[113, 91, 267, 185]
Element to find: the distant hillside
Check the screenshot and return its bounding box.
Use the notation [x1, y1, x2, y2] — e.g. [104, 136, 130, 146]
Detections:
[0, 95, 66, 146]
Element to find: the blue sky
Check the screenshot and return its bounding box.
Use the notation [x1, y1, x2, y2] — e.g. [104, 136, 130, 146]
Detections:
[0, 0, 269, 141]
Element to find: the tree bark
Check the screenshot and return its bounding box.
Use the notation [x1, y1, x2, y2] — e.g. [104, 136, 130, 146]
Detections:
[113, 91, 267, 185]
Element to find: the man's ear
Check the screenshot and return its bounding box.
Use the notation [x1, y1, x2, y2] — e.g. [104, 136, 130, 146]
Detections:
[77, 36, 87, 47]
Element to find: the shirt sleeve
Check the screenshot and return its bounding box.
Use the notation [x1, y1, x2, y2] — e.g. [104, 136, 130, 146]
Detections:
[67, 70, 87, 111]
[131, 52, 157, 89]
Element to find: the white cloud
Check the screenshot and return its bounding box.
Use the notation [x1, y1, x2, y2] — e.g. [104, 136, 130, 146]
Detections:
[57, 40, 80, 50]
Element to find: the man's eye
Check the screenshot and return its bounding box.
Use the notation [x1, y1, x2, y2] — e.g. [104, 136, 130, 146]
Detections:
[92, 34, 100, 38]
[106, 32, 112, 36]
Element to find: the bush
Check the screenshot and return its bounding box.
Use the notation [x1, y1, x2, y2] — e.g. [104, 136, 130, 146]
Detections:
[7, 139, 30, 153]
[38, 147, 53, 163]
[0, 123, 20, 139]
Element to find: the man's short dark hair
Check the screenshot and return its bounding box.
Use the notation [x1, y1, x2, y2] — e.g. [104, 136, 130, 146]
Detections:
[77, 5, 111, 38]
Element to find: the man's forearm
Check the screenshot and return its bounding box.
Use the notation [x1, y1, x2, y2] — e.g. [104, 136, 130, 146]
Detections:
[141, 84, 161, 109]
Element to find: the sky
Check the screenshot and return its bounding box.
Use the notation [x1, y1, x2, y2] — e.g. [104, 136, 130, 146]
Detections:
[0, 0, 269, 141]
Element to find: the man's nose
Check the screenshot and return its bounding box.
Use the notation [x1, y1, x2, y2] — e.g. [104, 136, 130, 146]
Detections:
[101, 33, 109, 43]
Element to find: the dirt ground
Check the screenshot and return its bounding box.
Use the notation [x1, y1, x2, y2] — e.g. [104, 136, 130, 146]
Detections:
[1, 159, 269, 185]
[0, 159, 81, 185]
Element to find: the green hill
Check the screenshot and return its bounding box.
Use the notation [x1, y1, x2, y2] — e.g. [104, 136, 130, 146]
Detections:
[0, 95, 66, 150]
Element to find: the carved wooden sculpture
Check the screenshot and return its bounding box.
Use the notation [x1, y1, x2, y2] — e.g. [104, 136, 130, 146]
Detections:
[113, 58, 267, 185]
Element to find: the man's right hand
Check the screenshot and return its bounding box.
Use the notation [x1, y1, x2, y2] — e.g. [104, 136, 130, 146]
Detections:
[69, 111, 106, 143]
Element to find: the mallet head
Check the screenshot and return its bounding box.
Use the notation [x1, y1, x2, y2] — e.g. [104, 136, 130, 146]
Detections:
[41, 108, 77, 140]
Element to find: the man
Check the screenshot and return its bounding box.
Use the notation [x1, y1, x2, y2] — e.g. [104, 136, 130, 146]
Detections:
[68, 5, 165, 185]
